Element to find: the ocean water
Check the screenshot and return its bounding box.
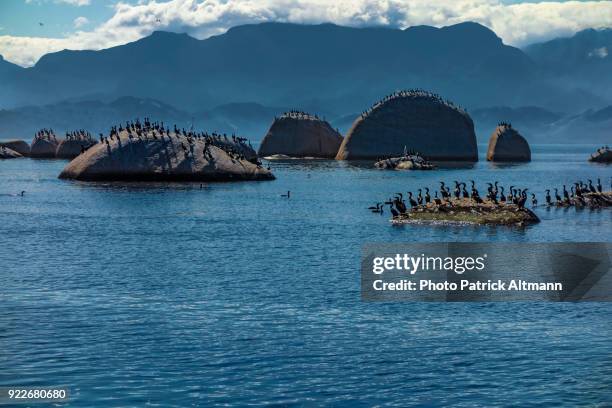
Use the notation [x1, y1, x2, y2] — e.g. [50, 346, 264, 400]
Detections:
[1, 144, 611, 407]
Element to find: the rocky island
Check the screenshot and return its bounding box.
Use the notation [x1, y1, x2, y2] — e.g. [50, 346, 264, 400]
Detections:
[258, 111, 343, 159]
[391, 199, 540, 226]
[375, 151, 435, 170]
[0, 139, 30, 156]
[589, 146, 611, 163]
[486, 123, 531, 162]
[336, 90, 478, 161]
[30, 129, 59, 158]
[59, 119, 274, 182]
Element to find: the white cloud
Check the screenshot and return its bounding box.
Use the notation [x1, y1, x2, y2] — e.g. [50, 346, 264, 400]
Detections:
[2, 0, 612, 67]
[588, 46, 608, 58]
[57, 0, 91, 6]
[73, 16, 90, 28]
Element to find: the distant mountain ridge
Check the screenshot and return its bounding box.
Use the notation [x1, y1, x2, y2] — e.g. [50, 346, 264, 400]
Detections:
[1, 21, 602, 114]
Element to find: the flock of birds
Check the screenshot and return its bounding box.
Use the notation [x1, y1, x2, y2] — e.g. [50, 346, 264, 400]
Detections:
[369, 178, 611, 217]
[278, 110, 323, 121]
[33, 129, 57, 142]
[65, 130, 94, 142]
[100, 118, 259, 164]
[360, 89, 467, 120]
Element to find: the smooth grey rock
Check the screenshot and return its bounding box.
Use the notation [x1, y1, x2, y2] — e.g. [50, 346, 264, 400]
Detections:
[336, 91, 478, 161]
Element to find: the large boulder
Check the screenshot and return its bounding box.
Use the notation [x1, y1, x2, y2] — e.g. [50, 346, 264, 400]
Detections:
[0, 139, 30, 156]
[258, 112, 343, 158]
[486, 124, 531, 162]
[59, 129, 274, 182]
[336, 90, 478, 161]
[30, 136, 59, 158]
[0, 146, 22, 159]
[56, 139, 97, 159]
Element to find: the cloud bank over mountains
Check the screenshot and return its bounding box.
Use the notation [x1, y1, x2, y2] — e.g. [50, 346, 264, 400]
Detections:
[1, 0, 611, 66]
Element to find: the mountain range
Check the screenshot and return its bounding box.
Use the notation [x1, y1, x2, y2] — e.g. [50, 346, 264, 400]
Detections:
[0, 22, 611, 144]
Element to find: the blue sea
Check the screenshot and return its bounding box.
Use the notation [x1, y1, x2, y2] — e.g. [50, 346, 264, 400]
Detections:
[1, 144, 611, 407]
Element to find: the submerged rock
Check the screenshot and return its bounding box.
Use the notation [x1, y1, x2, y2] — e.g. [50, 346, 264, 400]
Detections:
[258, 112, 343, 158]
[59, 129, 274, 182]
[336, 90, 478, 161]
[392, 198, 540, 226]
[0, 139, 30, 156]
[0, 146, 22, 159]
[486, 124, 531, 162]
[375, 154, 435, 170]
[589, 147, 611, 163]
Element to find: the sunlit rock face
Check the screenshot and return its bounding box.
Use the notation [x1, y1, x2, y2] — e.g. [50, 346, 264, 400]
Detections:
[59, 130, 274, 182]
[336, 91, 478, 161]
[0, 146, 22, 159]
[258, 113, 343, 158]
[486, 124, 531, 162]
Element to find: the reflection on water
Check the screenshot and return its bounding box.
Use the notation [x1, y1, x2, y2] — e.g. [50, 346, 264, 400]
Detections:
[0, 144, 611, 406]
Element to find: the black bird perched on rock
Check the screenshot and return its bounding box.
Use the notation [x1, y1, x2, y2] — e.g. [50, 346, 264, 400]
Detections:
[407, 192, 418, 208]
[424, 187, 431, 204]
[499, 186, 506, 203]
[389, 203, 399, 218]
[545, 190, 552, 206]
[563, 185, 570, 202]
[433, 192, 442, 206]
[531, 193, 537, 207]
[597, 178, 602, 193]
[462, 183, 469, 199]
[554, 188, 562, 204]
[453, 181, 461, 199]
[417, 189, 423, 205]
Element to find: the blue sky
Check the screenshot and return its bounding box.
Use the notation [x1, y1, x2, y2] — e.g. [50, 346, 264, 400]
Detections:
[1, 0, 610, 66]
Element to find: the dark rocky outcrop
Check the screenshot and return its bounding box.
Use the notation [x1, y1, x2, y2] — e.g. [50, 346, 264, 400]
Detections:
[0, 139, 30, 156]
[336, 90, 478, 161]
[375, 154, 435, 170]
[589, 147, 611, 163]
[392, 198, 540, 226]
[0, 146, 22, 159]
[59, 129, 274, 182]
[258, 112, 343, 158]
[486, 124, 531, 162]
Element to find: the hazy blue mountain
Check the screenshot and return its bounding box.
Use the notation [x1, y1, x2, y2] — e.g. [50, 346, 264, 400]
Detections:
[0, 97, 281, 141]
[2, 22, 599, 114]
[524, 28, 612, 102]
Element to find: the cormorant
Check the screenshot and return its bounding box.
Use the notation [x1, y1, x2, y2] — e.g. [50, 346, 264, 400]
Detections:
[408, 192, 418, 208]
[531, 193, 537, 207]
[545, 190, 552, 205]
[281, 191, 290, 198]
[433, 192, 442, 206]
[597, 178, 602, 193]
[425, 187, 431, 204]
[389, 203, 399, 218]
